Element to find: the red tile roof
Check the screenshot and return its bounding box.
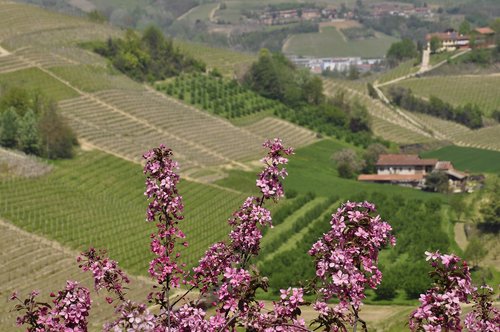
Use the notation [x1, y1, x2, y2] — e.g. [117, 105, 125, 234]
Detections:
[475, 27, 495, 35]
[435, 161, 453, 170]
[426, 32, 469, 41]
[376, 154, 437, 166]
[358, 174, 424, 182]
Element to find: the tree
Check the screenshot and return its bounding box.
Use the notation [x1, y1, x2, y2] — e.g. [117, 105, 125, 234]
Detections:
[38, 103, 77, 159]
[480, 180, 500, 226]
[18, 109, 39, 155]
[459, 20, 471, 35]
[386, 38, 418, 66]
[429, 36, 442, 53]
[424, 171, 449, 193]
[0, 107, 19, 148]
[464, 237, 487, 268]
[332, 148, 365, 179]
[363, 143, 387, 173]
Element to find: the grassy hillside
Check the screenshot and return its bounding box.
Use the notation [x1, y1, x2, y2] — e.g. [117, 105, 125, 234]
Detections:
[283, 26, 398, 58]
[390, 75, 500, 116]
[175, 40, 255, 77]
[422, 146, 500, 174]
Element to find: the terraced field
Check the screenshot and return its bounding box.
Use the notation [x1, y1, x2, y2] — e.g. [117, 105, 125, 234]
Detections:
[0, 1, 318, 176]
[243, 117, 318, 149]
[325, 77, 500, 152]
[0, 151, 249, 275]
[0, 220, 154, 332]
[390, 75, 500, 115]
[322, 78, 435, 144]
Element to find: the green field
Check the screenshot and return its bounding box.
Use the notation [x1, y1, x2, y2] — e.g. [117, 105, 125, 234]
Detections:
[422, 146, 500, 174]
[392, 75, 500, 115]
[0, 67, 79, 101]
[0, 150, 249, 275]
[283, 27, 398, 58]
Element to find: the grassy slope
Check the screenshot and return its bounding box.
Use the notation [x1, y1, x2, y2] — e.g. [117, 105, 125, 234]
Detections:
[174, 39, 255, 77]
[422, 146, 500, 173]
[0, 150, 249, 275]
[284, 26, 398, 58]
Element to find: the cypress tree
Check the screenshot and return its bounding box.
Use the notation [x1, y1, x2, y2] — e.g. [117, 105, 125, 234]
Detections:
[0, 107, 19, 148]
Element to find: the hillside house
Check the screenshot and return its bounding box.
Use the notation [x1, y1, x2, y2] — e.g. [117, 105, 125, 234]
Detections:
[426, 29, 469, 52]
[474, 27, 496, 48]
[426, 27, 496, 52]
[358, 154, 468, 192]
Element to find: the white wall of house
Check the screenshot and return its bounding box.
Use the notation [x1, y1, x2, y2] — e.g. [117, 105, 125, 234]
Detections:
[377, 166, 417, 175]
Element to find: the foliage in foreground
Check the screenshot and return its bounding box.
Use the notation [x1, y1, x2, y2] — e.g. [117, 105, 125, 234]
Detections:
[11, 139, 499, 331]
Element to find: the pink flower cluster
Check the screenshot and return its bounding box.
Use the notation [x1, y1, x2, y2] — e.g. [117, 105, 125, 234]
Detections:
[143, 145, 186, 291]
[256, 138, 294, 200]
[308, 201, 395, 326]
[409, 251, 473, 332]
[11, 281, 91, 332]
[464, 285, 500, 332]
[77, 248, 130, 302]
[103, 300, 155, 331]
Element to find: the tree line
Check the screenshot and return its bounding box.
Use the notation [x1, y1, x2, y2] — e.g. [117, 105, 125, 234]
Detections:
[0, 87, 77, 159]
[387, 86, 483, 129]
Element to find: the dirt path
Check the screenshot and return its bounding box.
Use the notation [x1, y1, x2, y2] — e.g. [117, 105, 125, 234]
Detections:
[209, 3, 219, 22]
[454, 223, 468, 251]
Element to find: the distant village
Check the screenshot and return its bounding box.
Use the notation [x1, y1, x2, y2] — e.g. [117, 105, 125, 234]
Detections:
[256, 2, 434, 26]
[287, 55, 383, 75]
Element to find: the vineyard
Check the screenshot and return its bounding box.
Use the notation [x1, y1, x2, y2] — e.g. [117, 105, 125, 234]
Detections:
[323, 78, 500, 152]
[322, 79, 436, 144]
[157, 73, 290, 119]
[0, 151, 251, 275]
[388, 75, 500, 116]
[0, 220, 154, 331]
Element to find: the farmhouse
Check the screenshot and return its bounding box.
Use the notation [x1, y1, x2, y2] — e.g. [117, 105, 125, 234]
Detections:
[426, 29, 469, 52]
[426, 27, 496, 52]
[358, 154, 468, 192]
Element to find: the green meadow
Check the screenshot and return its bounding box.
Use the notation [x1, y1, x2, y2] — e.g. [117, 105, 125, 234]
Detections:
[422, 145, 500, 174]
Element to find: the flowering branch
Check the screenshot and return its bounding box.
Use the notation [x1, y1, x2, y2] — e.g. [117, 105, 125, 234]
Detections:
[409, 251, 473, 331]
[308, 201, 396, 331]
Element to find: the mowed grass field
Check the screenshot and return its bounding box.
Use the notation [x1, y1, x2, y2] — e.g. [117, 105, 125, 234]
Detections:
[422, 146, 500, 174]
[392, 75, 500, 115]
[283, 27, 398, 58]
[0, 150, 249, 275]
